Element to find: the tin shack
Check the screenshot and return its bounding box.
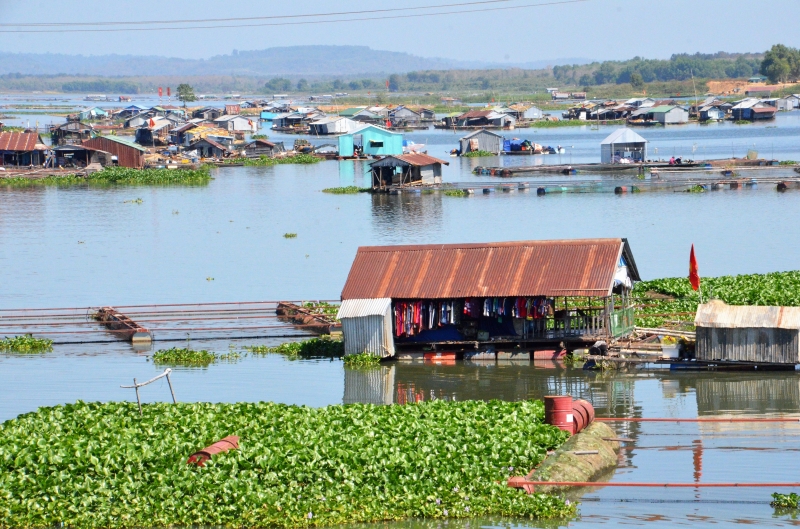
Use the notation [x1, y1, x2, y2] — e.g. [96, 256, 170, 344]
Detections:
[338, 238, 639, 357]
[368, 153, 448, 189]
[695, 300, 800, 365]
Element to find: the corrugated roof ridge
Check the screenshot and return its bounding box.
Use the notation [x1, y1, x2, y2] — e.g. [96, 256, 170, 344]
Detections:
[356, 238, 623, 253]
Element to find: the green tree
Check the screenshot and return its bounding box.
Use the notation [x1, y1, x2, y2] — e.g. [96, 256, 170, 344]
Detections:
[630, 72, 645, 91]
[296, 78, 309, 91]
[176, 83, 196, 108]
[760, 44, 800, 83]
[264, 78, 292, 92]
[388, 74, 402, 92]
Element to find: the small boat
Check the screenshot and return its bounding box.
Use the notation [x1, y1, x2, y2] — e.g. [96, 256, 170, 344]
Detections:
[402, 140, 426, 154]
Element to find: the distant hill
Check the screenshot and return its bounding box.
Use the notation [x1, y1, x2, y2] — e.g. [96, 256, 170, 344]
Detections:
[0, 46, 589, 78]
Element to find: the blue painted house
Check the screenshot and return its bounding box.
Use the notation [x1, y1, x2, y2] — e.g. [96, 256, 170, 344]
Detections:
[338, 125, 403, 157]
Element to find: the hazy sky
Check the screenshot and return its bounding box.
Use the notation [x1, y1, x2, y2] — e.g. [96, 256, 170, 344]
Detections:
[1, 0, 798, 62]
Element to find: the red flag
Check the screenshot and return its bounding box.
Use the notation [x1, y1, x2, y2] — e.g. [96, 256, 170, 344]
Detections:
[167, 87, 171, 97]
[149, 118, 156, 128]
[689, 244, 700, 291]
[385, 80, 389, 89]
[158, 87, 163, 97]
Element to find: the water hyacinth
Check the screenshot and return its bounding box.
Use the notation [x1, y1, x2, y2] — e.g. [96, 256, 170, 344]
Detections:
[0, 399, 573, 528]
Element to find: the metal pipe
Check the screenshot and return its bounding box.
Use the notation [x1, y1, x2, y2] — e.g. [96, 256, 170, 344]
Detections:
[596, 418, 800, 423]
[512, 481, 800, 488]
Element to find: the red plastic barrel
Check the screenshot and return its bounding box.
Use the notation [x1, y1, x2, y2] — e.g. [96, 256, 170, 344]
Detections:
[544, 395, 574, 434]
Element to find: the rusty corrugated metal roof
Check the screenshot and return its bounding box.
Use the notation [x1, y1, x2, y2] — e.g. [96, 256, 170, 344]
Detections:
[397, 153, 449, 166]
[0, 132, 39, 152]
[457, 110, 493, 119]
[341, 238, 635, 300]
[695, 300, 800, 329]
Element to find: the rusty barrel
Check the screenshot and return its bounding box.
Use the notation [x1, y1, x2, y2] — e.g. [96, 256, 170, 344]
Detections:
[572, 399, 595, 433]
[187, 435, 240, 467]
[544, 395, 574, 434]
[614, 186, 627, 194]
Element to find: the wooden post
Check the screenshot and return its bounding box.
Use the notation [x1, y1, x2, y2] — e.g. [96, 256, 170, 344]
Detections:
[133, 378, 142, 416]
[166, 370, 177, 404]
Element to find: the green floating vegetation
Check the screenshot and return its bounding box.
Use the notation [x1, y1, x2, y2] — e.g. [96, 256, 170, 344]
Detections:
[462, 150, 495, 158]
[772, 492, 799, 509]
[244, 337, 344, 360]
[778, 160, 797, 166]
[343, 351, 382, 367]
[90, 167, 212, 185]
[734, 119, 751, 125]
[321, 186, 372, 194]
[0, 400, 573, 528]
[151, 347, 217, 367]
[443, 189, 469, 197]
[633, 270, 800, 328]
[0, 335, 53, 354]
[227, 154, 321, 166]
[686, 185, 706, 193]
[301, 301, 339, 317]
[283, 232, 297, 238]
[0, 167, 212, 187]
[250, 134, 269, 140]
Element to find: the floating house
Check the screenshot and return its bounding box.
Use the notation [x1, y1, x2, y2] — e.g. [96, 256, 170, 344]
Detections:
[368, 153, 448, 189]
[135, 119, 171, 146]
[52, 145, 112, 168]
[600, 128, 648, 163]
[51, 120, 93, 146]
[0, 132, 46, 166]
[242, 139, 285, 158]
[418, 108, 436, 121]
[337, 107, 381, 124]
[452, 110, 515, 129]
[459, 129, 503, 154]
[699, 105, 726, 122]
[191, 137, 228, 158]
[116, 105, 150, 119]
[731, 99, 777, 121]
[82, 135, 146, 168]
[308, 116, 360, 135]
[192, 107, 223, 121]
[389, 106, 422, 125]
[338, 238, 640, 357]
[695, 300, 800, 365]
[77, 107, 109, 121]
[213, 115, 258, 133]
[645, 105, 689, 125]
[338, 125, 403, 158]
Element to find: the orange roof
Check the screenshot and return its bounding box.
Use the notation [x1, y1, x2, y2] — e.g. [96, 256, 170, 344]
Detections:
[341, 238, 638, 300]
[0, 132, 39, 151]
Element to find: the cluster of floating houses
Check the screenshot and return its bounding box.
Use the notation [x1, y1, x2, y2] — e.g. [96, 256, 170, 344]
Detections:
[562, 94, 800, 125]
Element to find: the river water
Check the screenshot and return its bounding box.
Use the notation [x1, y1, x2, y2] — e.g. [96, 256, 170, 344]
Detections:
[2, 100, 800, 527]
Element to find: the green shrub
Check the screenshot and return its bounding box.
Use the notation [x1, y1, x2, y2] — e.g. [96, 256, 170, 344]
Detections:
[0, 400, 574, 528]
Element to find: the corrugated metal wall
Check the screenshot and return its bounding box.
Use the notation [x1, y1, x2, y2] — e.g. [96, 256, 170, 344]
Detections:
[343, 365, 396, 404]
[341, 311, 394, 357]
[696, 326, 800, 364]
[82, 137, 144, 168]
[460, 131, 502, 153]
